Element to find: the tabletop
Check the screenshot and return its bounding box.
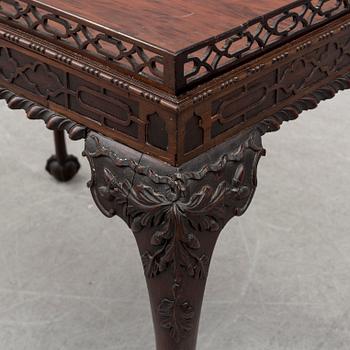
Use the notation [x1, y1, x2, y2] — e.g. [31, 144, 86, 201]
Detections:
[30, 0, 294, 52]
[1, 0, 349, 93]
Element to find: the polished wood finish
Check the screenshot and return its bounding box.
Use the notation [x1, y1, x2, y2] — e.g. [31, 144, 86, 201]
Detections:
[0, 0, 348, 93]
[32, 0, 294, 52]
[0, 14, 349, 164]
[0, 1, 350, 349]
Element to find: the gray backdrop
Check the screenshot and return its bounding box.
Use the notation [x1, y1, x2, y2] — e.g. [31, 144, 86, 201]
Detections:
[0, 90, 349, 350]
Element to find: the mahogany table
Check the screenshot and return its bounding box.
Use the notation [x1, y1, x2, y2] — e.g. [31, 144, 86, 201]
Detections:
[0, 0, 349, 349]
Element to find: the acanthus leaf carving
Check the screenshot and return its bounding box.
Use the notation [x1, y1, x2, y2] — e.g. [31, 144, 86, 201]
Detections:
[84, 130, 265, 343]
[257, 72, 350, 135]
[158, 283, 195, 344]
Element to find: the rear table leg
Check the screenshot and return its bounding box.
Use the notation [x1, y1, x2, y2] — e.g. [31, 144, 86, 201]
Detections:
[46, 130, 80, 182]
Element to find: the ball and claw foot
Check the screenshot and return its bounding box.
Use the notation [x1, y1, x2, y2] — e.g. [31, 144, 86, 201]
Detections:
[46, 130, 80, 182]
[46, 154, 80, 182]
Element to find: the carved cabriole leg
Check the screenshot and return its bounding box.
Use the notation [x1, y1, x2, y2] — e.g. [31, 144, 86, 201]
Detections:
[83, 130, 265, 350]
[46, 130, 80, 182]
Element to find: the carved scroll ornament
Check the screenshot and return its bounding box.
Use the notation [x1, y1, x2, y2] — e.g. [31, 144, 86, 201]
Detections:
[83, 129, 265, 344]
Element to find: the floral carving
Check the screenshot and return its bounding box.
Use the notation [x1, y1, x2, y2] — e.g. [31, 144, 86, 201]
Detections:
[84, 130, 265, 343]
[98, 162, 250, 280]
[158, 283, 195, 343]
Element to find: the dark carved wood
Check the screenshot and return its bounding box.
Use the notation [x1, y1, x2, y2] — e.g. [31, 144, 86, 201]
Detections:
[178, 16, 350, 164]
[0, 45, 143, 139]
[0, 0, 348, 93]
[0, 87, 83, 180]
[0, 28, 177, 163]
[0, 3, 350, 349]
[181, 0, 350, 90]
[0, 87, 87, 139]
[0, 15, 349, 164]
[83, 129, 265, 350]
[209, 32, 350, 137]
[257, 72, 350, 134]
[46, 130, 80, 182]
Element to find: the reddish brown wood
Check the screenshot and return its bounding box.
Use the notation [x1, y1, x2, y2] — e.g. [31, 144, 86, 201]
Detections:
[0, 3, 350, 350]
[1, 67, 350, 348]
[0, 32, 177, 163]
[0, 0, 348, 92]
[0, 87, 88, 139]
[31, 0, 295, 52]
[0, 15, 349, 164]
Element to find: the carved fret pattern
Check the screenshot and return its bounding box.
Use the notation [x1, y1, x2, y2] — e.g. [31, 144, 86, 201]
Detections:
[0, 0, 165, 82]
[0, 0, 348, 92]
[178, 29, 350, 161]
[209, 34, 350, 139]
[183, 0, 350, 84]
[1, 16, 349, 165]
[182, 31, 350, 160]
[0, 46, 139, 131]
[0, 45, 171, 151]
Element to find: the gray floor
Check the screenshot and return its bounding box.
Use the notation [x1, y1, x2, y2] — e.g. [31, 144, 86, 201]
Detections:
[0, 90, 349, 350]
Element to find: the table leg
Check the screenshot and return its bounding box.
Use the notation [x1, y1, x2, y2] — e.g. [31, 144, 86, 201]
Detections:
[83, 129, 265, 349]
[46, 130, 80, 182]
[0, 88, 86, 183]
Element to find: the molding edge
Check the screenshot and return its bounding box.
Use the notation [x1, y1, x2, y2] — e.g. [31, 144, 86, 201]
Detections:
[257, 72, 350, 135]
[0, 87, 88, 140]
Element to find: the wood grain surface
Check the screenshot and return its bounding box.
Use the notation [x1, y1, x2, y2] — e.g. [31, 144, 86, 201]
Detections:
[33, 0, 293, 52]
